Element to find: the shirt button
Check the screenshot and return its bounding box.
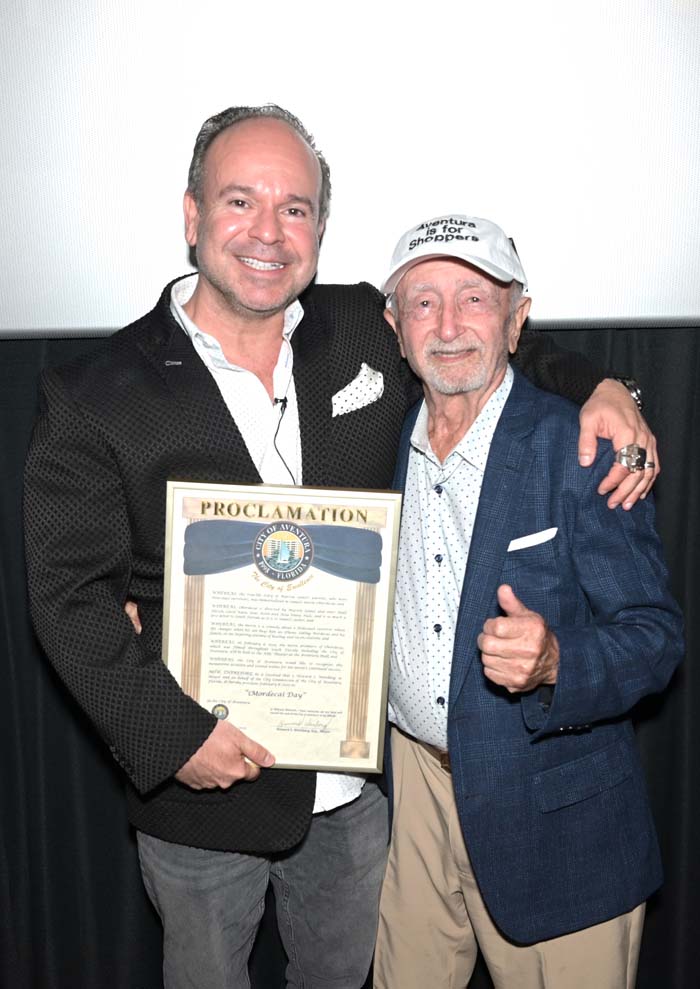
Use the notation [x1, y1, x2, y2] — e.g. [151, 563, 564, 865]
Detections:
[435, 554, 443, 565]
[436, 696, 445, 706]
[433, 623, 442, 635]
[434, 484, 443, 495]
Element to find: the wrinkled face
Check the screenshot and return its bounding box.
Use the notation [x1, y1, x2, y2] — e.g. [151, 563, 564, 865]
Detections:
[184, 117, 324, 319]
[386, 258, 530, 398]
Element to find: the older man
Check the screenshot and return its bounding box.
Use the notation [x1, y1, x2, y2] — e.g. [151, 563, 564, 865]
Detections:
[373, 215, 683, 989]
[25, 104, 659, 989]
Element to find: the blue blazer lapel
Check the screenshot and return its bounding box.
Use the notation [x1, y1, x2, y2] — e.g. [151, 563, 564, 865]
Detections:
[449, 371, 538, 705]
[392, 401, 422, 488]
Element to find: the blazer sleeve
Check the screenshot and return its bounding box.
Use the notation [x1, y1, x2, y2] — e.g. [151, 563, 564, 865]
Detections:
[24, 369, 216, 793]
[513, 326, 609, 407]
[521, 441, 684, 736]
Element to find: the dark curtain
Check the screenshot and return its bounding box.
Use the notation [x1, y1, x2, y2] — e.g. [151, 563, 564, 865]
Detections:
[1, 324, 697, 989]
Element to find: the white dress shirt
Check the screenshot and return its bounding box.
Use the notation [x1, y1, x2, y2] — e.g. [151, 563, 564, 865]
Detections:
[171, 274, 364, 812]
[389, 365, 514, 749]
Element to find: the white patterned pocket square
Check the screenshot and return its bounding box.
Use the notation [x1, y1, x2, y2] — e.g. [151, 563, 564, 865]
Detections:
[332, 363, 384, 417]
[507, 527, 558, 552]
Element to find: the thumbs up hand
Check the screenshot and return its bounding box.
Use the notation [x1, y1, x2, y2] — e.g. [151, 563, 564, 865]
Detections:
[477, 585, 560, 694]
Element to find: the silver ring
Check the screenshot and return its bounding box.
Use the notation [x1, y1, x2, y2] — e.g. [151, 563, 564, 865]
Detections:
[615, 444, 647, 472]
[644, 461, 656, 469]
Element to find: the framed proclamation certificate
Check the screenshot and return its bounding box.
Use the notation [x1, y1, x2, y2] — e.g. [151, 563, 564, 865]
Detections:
[162, 482, 402, 773]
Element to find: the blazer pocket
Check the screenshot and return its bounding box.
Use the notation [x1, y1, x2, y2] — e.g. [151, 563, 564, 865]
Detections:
[533, 743, 631, 813]
[332, 363, 384, 417]
[501, 534, 559, 574]
[508, 527, 557, 552]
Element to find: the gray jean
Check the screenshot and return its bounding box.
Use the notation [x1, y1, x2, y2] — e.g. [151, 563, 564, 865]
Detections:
[137, 782, 388, 988]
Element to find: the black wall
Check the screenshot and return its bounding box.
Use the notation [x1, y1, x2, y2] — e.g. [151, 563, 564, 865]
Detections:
[2, 323, 698, 988]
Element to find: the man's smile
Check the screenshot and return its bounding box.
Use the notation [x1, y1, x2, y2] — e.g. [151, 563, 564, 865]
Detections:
[237, 256, 287, 271]
[428, 344, 481, 360]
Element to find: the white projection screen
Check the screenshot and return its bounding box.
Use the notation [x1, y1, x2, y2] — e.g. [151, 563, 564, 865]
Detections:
[1, 0, 698, 335]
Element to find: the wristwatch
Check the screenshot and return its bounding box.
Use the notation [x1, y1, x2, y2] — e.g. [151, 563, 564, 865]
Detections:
[611, 375, 643, 413]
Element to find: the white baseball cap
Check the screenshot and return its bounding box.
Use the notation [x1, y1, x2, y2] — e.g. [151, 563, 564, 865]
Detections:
[381, 214, 527, 295]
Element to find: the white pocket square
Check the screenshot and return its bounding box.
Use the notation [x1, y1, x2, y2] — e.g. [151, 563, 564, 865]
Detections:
[332, 363, 384, 417]
[507, 527, 558, 552]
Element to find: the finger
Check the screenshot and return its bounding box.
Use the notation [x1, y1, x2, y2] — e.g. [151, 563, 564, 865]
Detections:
[600, 424, 656, 505]
[479, 624, 524, 651]
[649, 435, 660, 477]
[479, 632, 507, 657]
[606, 468, 652, 510]
[577, 420, 599, 467]
[481, 660, 509, 684]
[619, 471, 655, 510]
[124, 600, 142, 634]
[237, 733, 275, 769]
[497, 584, 531, 618]
[481, 616, 543, 652]
[480, 650, 515, 673]
[481, 660, 532, 693]
[240, 758, 262, 782]
[640, 437, 661, 499]
[597, 462, 631, 496]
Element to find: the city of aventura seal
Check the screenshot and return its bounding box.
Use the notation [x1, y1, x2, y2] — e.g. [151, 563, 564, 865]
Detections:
[253, 523, 313, 582]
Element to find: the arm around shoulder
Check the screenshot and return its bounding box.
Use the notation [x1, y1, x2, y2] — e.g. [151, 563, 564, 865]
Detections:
[514, 325, 608, 407]
[515, 329, 659, 508]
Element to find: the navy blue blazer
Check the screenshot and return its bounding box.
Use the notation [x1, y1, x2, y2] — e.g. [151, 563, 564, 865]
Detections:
[391, 367, 684, 944]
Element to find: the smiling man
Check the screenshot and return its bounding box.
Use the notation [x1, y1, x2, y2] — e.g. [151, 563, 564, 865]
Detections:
[24, 107, 661, 989]
[182, 116, 325, 333]
[373, 215, 683, 989]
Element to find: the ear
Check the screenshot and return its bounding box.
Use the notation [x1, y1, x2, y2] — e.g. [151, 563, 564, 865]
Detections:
[508, 295, 532, 354]
[183, 190, 200, 248]
[384, 307, 406, 358]
[317, 218, 326, 243]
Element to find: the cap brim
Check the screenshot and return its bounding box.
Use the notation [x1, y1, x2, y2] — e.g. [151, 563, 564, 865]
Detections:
[381, 253, 521, 296]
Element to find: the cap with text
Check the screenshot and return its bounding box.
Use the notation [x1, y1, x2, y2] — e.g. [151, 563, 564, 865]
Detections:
[381, 214, 527, 295]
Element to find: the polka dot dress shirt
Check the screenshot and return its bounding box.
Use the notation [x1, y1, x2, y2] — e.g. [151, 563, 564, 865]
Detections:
[171, 274, 364, 812]
[389, 365, 514, 749]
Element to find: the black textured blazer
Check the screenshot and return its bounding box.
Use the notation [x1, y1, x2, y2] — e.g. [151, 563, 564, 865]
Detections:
[24, 278, 605, 853]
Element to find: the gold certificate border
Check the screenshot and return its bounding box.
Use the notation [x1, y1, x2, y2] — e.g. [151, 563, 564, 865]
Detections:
[162, 481, 402, 773]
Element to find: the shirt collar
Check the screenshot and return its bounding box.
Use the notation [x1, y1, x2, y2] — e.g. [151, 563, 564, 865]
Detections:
[169, 273, 304, 366]
[410, 364, 514, 470]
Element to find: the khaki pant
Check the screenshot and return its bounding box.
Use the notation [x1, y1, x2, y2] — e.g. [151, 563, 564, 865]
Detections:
[374, 728, 645, 989]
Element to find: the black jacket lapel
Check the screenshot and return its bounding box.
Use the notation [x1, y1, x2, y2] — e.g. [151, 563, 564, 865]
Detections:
[291, 292, 331, 487]
[134, 280, 263, 484]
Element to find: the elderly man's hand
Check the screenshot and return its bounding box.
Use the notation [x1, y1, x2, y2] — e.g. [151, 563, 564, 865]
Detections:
[175, 719, 275, 789]
[478, 585, 559, 694]
[578, 378, 659, 510]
